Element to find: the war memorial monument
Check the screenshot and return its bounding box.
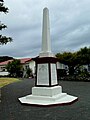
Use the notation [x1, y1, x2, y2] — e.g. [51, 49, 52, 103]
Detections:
[19, 7, 78, 106]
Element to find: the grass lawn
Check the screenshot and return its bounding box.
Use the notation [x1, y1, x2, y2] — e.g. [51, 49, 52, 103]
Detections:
[0, 77, 21, 88]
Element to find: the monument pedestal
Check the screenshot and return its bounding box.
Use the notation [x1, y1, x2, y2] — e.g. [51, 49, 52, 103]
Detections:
[19, 57, 78, 106]
[19, 86, 78, 106]
[35, 57, 58, 87]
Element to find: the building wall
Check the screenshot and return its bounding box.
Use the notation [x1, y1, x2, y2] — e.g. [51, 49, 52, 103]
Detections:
[56, 62, 67, 69]
[21, 63, 29, 77]
[0, 65, 9, 76]
[28, 60, 35, 74]
[22, 60, 35, 77]
[0, 65, 7, 72]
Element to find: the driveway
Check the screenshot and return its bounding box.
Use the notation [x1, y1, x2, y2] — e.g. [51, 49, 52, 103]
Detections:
[0, 79, 90, 120]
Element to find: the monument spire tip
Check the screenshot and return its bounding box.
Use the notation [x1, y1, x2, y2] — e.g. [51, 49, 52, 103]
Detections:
[43, 7, 48, 10]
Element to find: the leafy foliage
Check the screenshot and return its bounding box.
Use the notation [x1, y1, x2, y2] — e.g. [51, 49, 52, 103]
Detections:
[26, 68, 32, 78]
[6, 59, 22, 77]
[0, 0, 12, 45]
[0, 0, 8, 13]
[56, 47, 90, 75]
[0, 56, 13, 62]
[76, 47, 90, 65]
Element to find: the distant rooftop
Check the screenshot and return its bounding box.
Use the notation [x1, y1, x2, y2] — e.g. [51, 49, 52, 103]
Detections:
[0, 58, 32, 65]
[19, 58, 32, 64]
[0, 60, 13, 65]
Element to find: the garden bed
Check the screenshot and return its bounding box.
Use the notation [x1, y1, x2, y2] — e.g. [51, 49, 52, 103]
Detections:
[58, 75, 90, 81]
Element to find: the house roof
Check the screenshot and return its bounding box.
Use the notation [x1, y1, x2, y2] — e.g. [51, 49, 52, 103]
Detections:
[0, 58, 32, 66]
[0, 59, 13, 65]
[19, 58, 32, 64]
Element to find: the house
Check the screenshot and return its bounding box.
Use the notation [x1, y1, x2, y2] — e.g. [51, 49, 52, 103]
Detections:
[0, 58, 35, 77]
[20, 58, 35, 77]
[0, 59, 13, 72]
[57, 62, 67, 70]
[56, 62, 68, 79]
[0, 60, 13, 76]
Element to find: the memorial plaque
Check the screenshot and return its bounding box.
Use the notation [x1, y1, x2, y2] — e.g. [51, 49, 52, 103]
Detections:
[51, 63, 57, 85]
[37, 63, 49, 85]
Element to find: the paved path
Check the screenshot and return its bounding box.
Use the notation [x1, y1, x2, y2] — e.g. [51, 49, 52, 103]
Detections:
[0, 79, 90, 120]
[0, 88, 1, 102]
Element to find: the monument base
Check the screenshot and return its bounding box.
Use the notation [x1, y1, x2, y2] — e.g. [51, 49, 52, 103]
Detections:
[19, 86, 78, 106]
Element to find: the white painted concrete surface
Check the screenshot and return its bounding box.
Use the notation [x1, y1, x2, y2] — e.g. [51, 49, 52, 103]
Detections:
[19, 86, 78, 106]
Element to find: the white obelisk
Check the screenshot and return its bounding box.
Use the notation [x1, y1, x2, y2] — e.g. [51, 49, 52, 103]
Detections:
[19, 7, 78, 106]
[39, 7, 54, 57]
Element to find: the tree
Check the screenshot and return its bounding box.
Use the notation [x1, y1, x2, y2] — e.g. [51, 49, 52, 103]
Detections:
[26, 68, 32, 78]
[56, 52, 77, 75]
[6, 59, 22, 77]
[0, 56, 13, 62]
[0, 0, 12, 45]
[56, 47, 90, 75]
[76, 47, 90, 65]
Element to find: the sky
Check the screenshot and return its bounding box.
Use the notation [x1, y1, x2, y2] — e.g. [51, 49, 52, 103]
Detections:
[0, 0, 90, 58]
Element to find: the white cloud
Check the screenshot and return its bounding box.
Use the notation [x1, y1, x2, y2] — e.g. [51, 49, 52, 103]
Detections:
[0, 0, 90, 58]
